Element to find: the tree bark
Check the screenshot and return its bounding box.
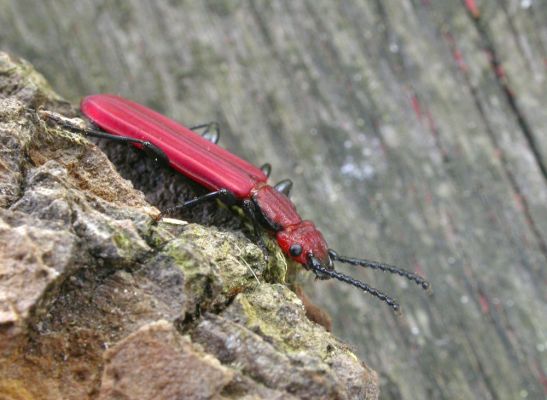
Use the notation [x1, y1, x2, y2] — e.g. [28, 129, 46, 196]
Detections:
[1, 1, 545, 399]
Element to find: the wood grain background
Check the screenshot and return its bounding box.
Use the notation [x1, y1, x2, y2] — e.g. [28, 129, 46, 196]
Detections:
[1, 1, 545, 399]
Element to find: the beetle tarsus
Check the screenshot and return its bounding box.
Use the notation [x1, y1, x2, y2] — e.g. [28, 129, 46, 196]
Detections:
[190, 122, 220, 144]
[274, 179, 293, 197]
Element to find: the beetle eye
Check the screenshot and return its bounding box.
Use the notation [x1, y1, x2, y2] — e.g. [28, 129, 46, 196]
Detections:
[289, 244, 303, 257]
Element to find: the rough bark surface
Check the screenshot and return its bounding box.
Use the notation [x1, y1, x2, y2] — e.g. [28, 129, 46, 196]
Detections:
[0, 53, 378, 400]
[0, 1, 546, 399]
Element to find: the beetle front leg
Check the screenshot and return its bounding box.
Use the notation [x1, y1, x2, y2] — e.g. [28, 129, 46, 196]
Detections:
[242, 199, 270, 262]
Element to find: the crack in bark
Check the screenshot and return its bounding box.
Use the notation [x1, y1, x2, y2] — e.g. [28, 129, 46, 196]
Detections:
[464, 1, 547, 183]
[444, 27, 547, 265]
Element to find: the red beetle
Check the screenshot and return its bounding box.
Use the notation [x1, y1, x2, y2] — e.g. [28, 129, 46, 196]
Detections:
[43, 94, 429, 311]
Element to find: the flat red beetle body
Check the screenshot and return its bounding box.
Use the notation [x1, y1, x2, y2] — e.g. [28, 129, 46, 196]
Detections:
[49, 93, 430, 311]
[81, 94, 330, 266]
[82, 94, 268, 198]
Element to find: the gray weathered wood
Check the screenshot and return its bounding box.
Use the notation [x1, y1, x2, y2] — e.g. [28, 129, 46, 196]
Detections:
[1, 1, 545, 399]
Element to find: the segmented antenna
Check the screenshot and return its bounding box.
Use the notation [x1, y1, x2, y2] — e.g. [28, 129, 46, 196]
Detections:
[308, 256, 400, 311]
[328, 249, 430, 291]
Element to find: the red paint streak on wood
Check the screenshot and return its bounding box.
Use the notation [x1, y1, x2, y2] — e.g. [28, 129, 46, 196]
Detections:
[424, 191, 433, 205]
[409, 90, 447, 158]
[484, 50, 508, 82]
[539, 369, 547, 395]
[493, 147, 502, 160]
[514, 193, 524, 212]
[464, 0, 480, 19]
[478, 290, 490, 314]
[454, 49, 469, 73]
[443, 32, 470, 74]
[424, 110, 437, 136]
[411, 93, 422, 120]
[495, 64, 505, 79]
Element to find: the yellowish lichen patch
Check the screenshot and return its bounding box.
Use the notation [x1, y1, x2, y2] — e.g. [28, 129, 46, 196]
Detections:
[0, 379, 36, 400]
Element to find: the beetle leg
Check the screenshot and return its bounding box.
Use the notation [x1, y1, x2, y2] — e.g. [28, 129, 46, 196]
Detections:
[260, 163, 272, 177]
[162, 188, 237, 216]
[190, 122, 220, 144]
[242, 199, 270, 262]
[40, 110, 169, 164]
[83, 129, 170, 165]
[274, 179, 293, 197]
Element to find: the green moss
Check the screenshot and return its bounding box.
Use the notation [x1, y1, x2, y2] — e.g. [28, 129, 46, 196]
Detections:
[112, 231, 133, 251]
[262, 236, 288, 284]
[230, 284, 338, 356]
[162, 237, 223, 310]
[153, 220, 295, 319]
[0, 53, 60, 100]
[163, 239, 201, 271]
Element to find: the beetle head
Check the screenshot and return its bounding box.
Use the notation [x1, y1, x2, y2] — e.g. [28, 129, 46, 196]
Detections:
[276, 220, 332, 275]
[276, 221, 430, 312]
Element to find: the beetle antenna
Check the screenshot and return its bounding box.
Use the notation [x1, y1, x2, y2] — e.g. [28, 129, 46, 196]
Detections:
[308, 256, 400, 311]
[328, 249, 430, 291]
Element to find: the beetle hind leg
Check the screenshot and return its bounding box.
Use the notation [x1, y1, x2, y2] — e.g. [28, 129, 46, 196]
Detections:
[242, 199, 270, 262]
[39, 109, 170, 164]
[161, 188, 237, 217]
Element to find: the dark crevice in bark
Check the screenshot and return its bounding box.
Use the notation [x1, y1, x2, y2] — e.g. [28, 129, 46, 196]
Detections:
[461, 324, 500, 400]
[444, 20, 547, 267]
[471, 73, 547, 263]
[464, 2, 547, 183]
[498, 1, 533, 74]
